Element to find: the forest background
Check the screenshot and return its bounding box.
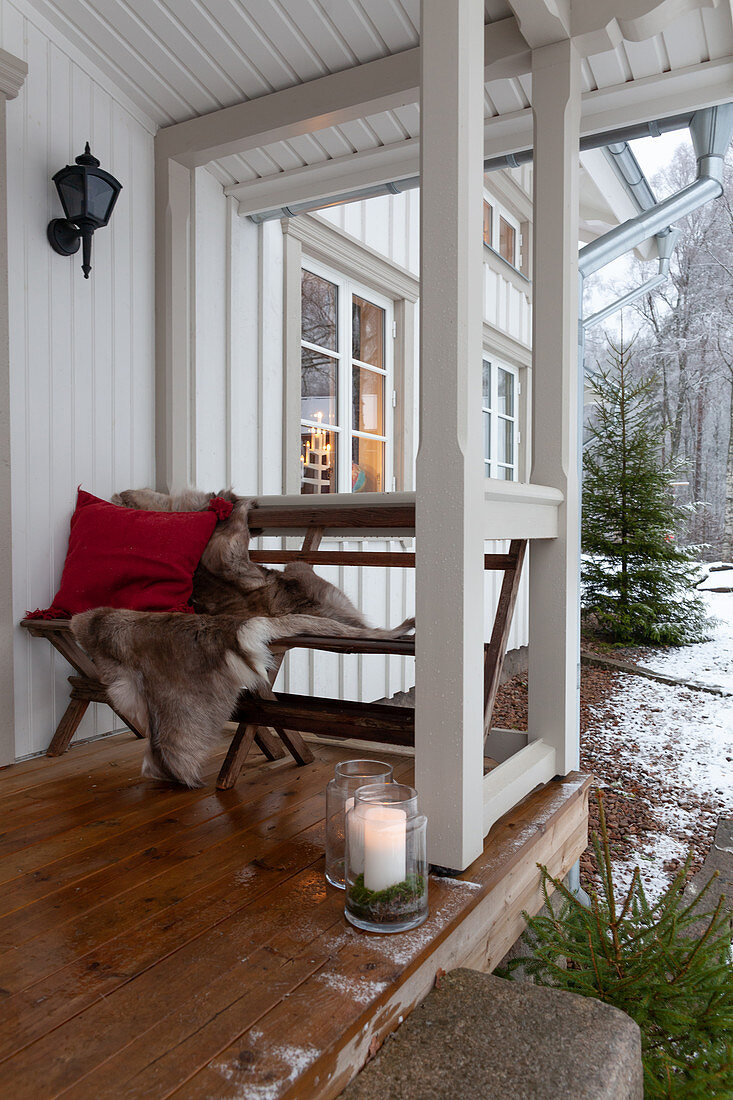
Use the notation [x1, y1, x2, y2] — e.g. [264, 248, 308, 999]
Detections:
[584, 145, 733, 559]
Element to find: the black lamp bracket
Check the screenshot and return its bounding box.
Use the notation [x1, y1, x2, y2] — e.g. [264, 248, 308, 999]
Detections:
[47, 218, 81, 257]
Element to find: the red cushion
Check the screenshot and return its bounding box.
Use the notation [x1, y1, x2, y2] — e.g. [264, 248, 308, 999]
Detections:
[33, 489, 218, 616]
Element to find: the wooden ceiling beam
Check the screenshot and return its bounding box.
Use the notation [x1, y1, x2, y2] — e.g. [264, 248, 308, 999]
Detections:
[156, 17, 531, 168]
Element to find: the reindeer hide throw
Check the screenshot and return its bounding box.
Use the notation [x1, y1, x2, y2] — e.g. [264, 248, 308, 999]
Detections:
[71, 488, 414, 787]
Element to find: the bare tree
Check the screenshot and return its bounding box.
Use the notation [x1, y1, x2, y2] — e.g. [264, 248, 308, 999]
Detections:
[605, 147, 733, 555]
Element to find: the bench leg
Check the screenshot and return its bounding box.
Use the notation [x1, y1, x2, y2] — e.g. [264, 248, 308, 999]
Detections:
[274, 726, 314, 766]
[216, 722, 258, 790]
[254, 726, 288, 761]
[217, 721, 315, 790]
[47, 699, 90, 757]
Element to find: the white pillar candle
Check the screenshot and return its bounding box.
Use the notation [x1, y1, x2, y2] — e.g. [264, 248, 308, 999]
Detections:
[363, 806, 407, 892]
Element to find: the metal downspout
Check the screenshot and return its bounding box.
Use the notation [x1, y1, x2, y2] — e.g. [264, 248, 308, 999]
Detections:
[582, 228, 680, 330]
[578, 103, 733, 279]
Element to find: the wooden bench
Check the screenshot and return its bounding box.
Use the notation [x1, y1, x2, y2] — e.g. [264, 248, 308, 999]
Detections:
[21, 497, 526, 791]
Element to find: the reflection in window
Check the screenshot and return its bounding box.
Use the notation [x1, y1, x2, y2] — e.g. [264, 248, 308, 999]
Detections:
[352, 295, 384, 367]
[482, 188, 520, 271]
[301, 270, 337, 350]
[483, 200, 493, 248]
[352, 435, 384, 493]
[499, 216, 516, 266]
[301, 423, 337, 495]
[352, 363, 384, 436]
[301, 348, 338, 426]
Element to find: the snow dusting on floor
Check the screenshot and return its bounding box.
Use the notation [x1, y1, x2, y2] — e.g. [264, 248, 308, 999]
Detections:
[212, 1043, 320, 1100]
[585, 591, 733, 900]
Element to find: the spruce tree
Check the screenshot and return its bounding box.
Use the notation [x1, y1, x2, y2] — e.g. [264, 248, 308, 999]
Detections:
[582, 333, 709, 645]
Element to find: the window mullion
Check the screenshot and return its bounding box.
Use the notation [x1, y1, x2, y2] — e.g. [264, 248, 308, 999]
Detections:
[340, 277, 352, 493]
[491, 362, 498, 478]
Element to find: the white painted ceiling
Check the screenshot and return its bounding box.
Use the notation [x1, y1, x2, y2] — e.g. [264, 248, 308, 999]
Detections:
[23, 0, 733, 190]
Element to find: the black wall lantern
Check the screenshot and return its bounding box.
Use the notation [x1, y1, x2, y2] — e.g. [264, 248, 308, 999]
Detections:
[47, 143, 122, 279]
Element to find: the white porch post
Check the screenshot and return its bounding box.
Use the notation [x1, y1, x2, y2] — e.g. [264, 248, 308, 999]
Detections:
[528, 40, 582, 775]
[154, 148, 193, 493]
[0, 51, 27, 766]
[416, 0, 485, 871]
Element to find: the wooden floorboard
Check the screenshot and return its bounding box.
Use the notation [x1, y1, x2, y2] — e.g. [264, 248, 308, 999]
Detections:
[0, 732, 590, 1100]
[0, 731, 141, 796]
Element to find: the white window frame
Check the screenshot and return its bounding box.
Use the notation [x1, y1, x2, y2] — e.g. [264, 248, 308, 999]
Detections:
[483, 191, 521, 270]
[300, 256, 394, 495]
[482, 356, 520, 481]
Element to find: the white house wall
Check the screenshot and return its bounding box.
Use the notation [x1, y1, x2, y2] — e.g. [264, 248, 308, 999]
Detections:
[483, 264, 532, 345]
[2, 0, 156, 758]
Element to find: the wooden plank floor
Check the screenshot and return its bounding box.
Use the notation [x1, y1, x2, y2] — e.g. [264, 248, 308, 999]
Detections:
[0, 731, 590, 1100]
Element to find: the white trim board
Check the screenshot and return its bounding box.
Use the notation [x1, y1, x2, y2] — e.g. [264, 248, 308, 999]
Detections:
[282, 214, 419, 304]
[483, 481, 563, 540]
[483, 740, 557, 835]
[0, 48, 27, 98]
[483, 321, 532, 370]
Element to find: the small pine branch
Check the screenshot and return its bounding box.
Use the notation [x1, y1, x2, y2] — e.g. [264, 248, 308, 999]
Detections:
[498, 790, 733, 1099]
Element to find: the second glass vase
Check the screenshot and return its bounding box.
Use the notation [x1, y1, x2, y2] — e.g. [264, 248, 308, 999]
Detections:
[325, 758, 395, 889]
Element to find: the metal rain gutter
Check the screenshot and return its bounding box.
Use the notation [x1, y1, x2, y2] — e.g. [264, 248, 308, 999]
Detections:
[603, 141, 657, 212]
[582, 228, 680, 330]
[246, 112, 695, 224]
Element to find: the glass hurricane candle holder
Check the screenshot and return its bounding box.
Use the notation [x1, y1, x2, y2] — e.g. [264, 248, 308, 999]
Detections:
[345, 782, 428, 933]
[325, 759, 394, 889]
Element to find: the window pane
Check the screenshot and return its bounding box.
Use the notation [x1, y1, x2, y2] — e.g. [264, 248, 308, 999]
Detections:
[352, 436, 384, 493]
[302, 270, 337, 350]
[301, 425, 337, 494]
[352, 295, 384, 367]
[497, 417, 514, 465]
[497, 368, 514, 417]
[499, 217, 516, 266]
[483, 201, 493, 247]
[483, 410, 491, 464]
[499, 465, 514, 481]
[482, 360, 492, 408]
[301, 348, 338, 426]
[352, 365, 384, 435]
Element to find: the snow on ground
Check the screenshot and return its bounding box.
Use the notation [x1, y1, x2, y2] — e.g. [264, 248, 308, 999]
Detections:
[697, 567, 733, 593]
[641, 591, 733, 692]
[585, 591, 733, 900]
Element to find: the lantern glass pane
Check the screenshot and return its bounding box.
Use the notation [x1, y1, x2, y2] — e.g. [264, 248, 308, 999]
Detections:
[58, 176, 84, 220]
[87, 175, 115, 222]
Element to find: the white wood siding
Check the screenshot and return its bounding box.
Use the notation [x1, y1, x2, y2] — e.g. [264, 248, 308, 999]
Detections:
[483, 264, 532, 346]
[3, 0, 156, 758]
